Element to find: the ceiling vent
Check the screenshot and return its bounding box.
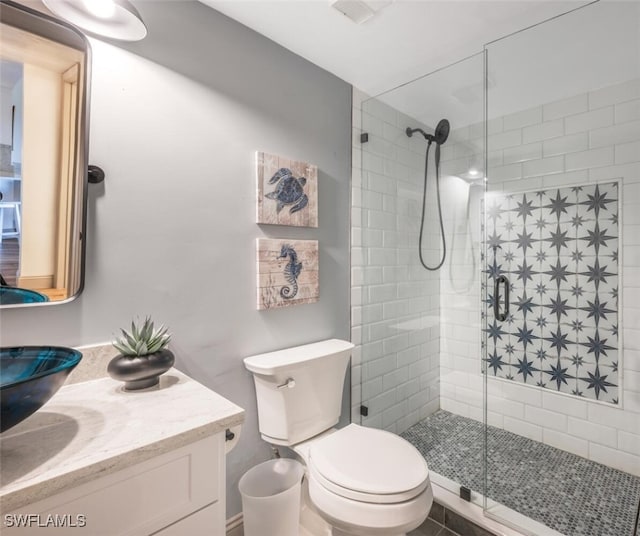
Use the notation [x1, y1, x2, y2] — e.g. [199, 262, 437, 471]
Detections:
[330, 0, 393, 24]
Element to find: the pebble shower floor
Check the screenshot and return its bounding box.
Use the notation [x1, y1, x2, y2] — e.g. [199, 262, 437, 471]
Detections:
[401, 410, 640, 536]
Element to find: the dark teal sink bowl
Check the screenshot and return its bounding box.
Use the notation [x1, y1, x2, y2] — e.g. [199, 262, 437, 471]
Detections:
[0, 287, 49, 305]
[1, 347, 82, 433]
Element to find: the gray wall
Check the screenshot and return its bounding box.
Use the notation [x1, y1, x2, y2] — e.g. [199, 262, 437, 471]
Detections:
[0, 1, 351, 517]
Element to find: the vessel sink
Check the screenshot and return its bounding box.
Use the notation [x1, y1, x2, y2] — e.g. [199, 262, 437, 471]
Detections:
[1, 347, 82, 432]
[0, 287, 49, 305]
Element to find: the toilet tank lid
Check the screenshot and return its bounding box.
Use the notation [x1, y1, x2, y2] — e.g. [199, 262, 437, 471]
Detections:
[244, 339, 354, 375]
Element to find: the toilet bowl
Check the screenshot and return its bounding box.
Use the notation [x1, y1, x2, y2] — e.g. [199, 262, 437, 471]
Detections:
[244, 339, 432, 536]
[299, 424, 432, 536]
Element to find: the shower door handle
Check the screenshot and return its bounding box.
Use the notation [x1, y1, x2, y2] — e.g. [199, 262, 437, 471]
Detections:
[494, 275, 510, 322]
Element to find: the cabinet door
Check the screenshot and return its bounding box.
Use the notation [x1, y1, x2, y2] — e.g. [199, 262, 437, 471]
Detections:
[5, 434, 224, 536]
[151, 503, 223, 536]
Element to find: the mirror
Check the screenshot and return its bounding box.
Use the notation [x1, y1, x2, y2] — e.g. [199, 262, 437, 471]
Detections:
[0, 1, 89, 307]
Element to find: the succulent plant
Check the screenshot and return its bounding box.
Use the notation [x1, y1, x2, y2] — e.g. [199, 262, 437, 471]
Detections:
[113, 316, 171, 357]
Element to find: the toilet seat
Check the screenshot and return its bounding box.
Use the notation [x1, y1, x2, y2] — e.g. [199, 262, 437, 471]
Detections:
[308, 424, 429, 504]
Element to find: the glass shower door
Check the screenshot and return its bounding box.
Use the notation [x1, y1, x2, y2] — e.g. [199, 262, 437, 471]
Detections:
[355, 53, 487, 504]
[483, 2, 640, 535]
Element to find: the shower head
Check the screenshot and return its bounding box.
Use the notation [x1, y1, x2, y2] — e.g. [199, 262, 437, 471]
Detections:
[434, 119, 450, 145]
[405, 118, 450, 145]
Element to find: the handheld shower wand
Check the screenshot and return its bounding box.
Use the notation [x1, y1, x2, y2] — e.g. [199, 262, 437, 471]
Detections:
[407, 118, 450, 271]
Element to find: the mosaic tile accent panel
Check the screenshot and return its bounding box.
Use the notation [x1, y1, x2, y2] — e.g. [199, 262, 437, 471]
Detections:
[483, 182, 619, 404]
[402, 411, 640, 536]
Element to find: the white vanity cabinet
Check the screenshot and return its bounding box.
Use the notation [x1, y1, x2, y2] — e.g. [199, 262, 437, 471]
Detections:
[4, 435, 224, 535]
[1, 370, 244, 536]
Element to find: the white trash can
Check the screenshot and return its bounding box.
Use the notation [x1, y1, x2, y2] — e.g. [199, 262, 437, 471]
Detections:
[239, 458, 305, 536]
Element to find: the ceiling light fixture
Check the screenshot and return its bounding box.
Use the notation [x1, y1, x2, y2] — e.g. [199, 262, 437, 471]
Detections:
[42, 0, 147, 41]
[82, 0, 116, 19]
[330, 0, 393, 25]
[458, 167, 486, 185]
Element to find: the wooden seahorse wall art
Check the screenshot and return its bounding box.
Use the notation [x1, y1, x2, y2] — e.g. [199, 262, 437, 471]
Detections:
[256, 238, 319, 310]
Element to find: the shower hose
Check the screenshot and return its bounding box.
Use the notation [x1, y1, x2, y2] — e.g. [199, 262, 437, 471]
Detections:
[418, 141, 446, 271]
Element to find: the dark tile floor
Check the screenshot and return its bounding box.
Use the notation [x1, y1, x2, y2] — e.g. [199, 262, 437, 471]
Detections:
[409, 501, 497, 536]
[408, 517, 453, 536]
[402, 411, 640, 536]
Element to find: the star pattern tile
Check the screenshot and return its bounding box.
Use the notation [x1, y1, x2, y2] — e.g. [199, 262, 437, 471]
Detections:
[484, 182, 619, 404]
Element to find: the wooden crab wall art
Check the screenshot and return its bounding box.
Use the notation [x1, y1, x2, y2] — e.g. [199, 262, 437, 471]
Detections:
[256, 151, 318, 227]
[256, 238, 319, 310]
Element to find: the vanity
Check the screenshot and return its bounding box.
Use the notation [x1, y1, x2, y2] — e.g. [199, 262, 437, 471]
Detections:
[0, 367, 244, 535]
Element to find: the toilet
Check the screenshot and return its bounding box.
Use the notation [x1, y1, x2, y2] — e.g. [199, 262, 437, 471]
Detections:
[244, 339, 432, 536]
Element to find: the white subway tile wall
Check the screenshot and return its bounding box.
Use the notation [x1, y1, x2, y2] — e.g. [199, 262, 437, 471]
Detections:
[437, 78, 640, 476]
[351, 89, 441, 433]
[352, 78, 640, 476]
[352, 77, 640, 475]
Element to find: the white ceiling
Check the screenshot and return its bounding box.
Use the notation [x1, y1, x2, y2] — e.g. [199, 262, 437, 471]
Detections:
[15, 0, 637, 130]
[379, 0, 640, 127]
[203, 0, 639, 129]
[202, 0, 591, 97]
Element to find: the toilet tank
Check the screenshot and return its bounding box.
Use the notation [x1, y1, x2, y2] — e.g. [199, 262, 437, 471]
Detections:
[244, 339, 354, 446]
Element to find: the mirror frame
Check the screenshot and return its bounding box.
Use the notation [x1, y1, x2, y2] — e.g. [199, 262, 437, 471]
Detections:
[0, 0, 91, 308]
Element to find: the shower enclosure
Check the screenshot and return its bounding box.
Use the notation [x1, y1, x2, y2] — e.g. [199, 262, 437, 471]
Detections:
[352, 3, 640, 535]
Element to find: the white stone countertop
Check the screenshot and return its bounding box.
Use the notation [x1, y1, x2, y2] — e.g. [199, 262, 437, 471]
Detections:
[0, 369, 245, 513]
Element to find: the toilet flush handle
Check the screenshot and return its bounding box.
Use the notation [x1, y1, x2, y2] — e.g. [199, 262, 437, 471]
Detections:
[276, 378, 296, 390]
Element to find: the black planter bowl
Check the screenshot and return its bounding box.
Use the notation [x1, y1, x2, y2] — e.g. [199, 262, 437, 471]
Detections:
[107, 350, 174, 390]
